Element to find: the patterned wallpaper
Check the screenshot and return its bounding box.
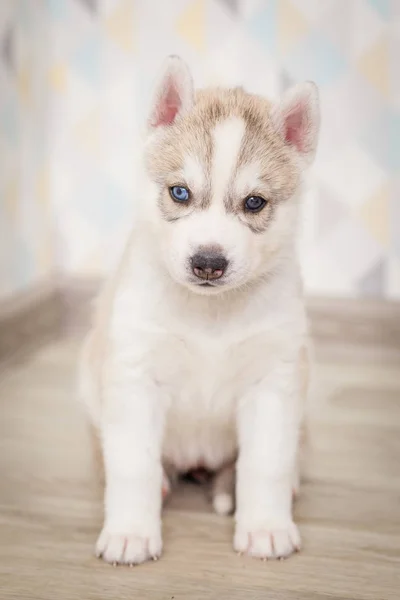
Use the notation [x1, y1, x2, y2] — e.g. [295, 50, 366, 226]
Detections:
[0, 0, 399, 300]
[0, 0, 53, 300]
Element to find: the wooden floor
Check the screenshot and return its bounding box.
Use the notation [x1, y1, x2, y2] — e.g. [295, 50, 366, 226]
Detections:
[1, 313, 400, 599]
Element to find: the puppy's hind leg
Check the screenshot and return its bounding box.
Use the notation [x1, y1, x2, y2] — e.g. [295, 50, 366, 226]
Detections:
[211, 462, 236, 516]
[162, 460, 178, 504]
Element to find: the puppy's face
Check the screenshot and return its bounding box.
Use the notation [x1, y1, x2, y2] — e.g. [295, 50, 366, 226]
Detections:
[144, 57, 320, 294]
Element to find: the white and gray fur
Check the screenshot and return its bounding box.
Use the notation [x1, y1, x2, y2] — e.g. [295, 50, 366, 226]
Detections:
[79, 55, 320, 565]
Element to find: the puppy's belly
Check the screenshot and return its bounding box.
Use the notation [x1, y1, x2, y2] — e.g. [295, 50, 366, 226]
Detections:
[162, 393, 237, 473]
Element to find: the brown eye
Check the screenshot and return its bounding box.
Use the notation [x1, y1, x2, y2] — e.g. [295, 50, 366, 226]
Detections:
[244, 196, 267, 213]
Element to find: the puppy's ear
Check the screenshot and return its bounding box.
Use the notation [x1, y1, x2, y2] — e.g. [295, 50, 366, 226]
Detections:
[148, 56, 194, 129]
[271, 82, 320, 166]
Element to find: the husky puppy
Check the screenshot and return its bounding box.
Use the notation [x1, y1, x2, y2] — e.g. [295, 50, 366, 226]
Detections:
[79, 55, 319, 565]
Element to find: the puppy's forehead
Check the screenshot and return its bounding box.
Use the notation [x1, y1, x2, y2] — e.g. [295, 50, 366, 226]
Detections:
[151, 87, 297, 201]
[210, 116, 246, 201]
[184, 88, 272, 170]
[155, 88, 270, 173]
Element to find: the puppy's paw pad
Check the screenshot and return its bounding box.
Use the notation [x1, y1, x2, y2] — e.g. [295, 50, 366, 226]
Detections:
[234, 522, 301, 560]
[96, 529, 162, 565]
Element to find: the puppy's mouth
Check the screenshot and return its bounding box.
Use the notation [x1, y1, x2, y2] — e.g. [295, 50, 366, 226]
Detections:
[191, 280, 227, 294]
[184, 276, 238, 295]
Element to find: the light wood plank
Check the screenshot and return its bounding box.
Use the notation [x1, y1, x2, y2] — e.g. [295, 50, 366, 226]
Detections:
[1, 331, 400, 599]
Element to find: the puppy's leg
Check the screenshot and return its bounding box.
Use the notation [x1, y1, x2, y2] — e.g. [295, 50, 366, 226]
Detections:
[211, 462, 235, 516]
[234, 355, 303, 560]
[162, 460, 178, 504]
[96, 362, 164, 565]
[292, 464, 300, 499]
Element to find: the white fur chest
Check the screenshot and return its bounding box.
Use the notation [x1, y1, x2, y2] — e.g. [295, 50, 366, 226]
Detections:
[157, 333, 239, 472]
[109, 251, 306, 474]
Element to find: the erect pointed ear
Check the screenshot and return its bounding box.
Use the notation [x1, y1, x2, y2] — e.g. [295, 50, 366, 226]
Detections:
[271, 82, 320, 166]
[148, 56, 194, 129]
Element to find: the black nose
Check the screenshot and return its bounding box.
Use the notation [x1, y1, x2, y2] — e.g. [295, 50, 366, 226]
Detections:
[191, 251, 228, 281]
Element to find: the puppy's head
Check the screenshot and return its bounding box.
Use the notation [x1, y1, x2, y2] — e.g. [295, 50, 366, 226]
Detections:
[143, 56, 320, 294]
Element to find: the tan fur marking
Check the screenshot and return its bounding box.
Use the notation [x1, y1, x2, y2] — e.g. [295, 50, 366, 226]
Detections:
[145, 87, 300, 226]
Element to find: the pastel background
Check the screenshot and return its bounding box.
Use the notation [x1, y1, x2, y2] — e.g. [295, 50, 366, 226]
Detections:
[0, 0, 399, 301]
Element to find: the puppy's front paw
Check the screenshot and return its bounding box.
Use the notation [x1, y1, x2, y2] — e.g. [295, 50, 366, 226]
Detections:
[234, 522, 301, 559]
[96, 528, 162, 565]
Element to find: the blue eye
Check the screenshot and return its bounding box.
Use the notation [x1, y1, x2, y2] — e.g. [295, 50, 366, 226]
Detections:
[244, 196, 267, 213]
[170, 185, 190, 203]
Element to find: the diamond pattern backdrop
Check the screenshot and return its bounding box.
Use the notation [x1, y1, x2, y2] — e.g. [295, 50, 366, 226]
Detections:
[0, 0, 399, 300]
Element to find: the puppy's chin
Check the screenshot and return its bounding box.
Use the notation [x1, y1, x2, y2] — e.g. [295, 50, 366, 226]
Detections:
[185, 282, 228, 296]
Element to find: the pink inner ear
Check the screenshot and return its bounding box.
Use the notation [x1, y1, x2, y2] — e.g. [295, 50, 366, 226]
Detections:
[152, 77, 182, 127]
[284, 101, 308, 153]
